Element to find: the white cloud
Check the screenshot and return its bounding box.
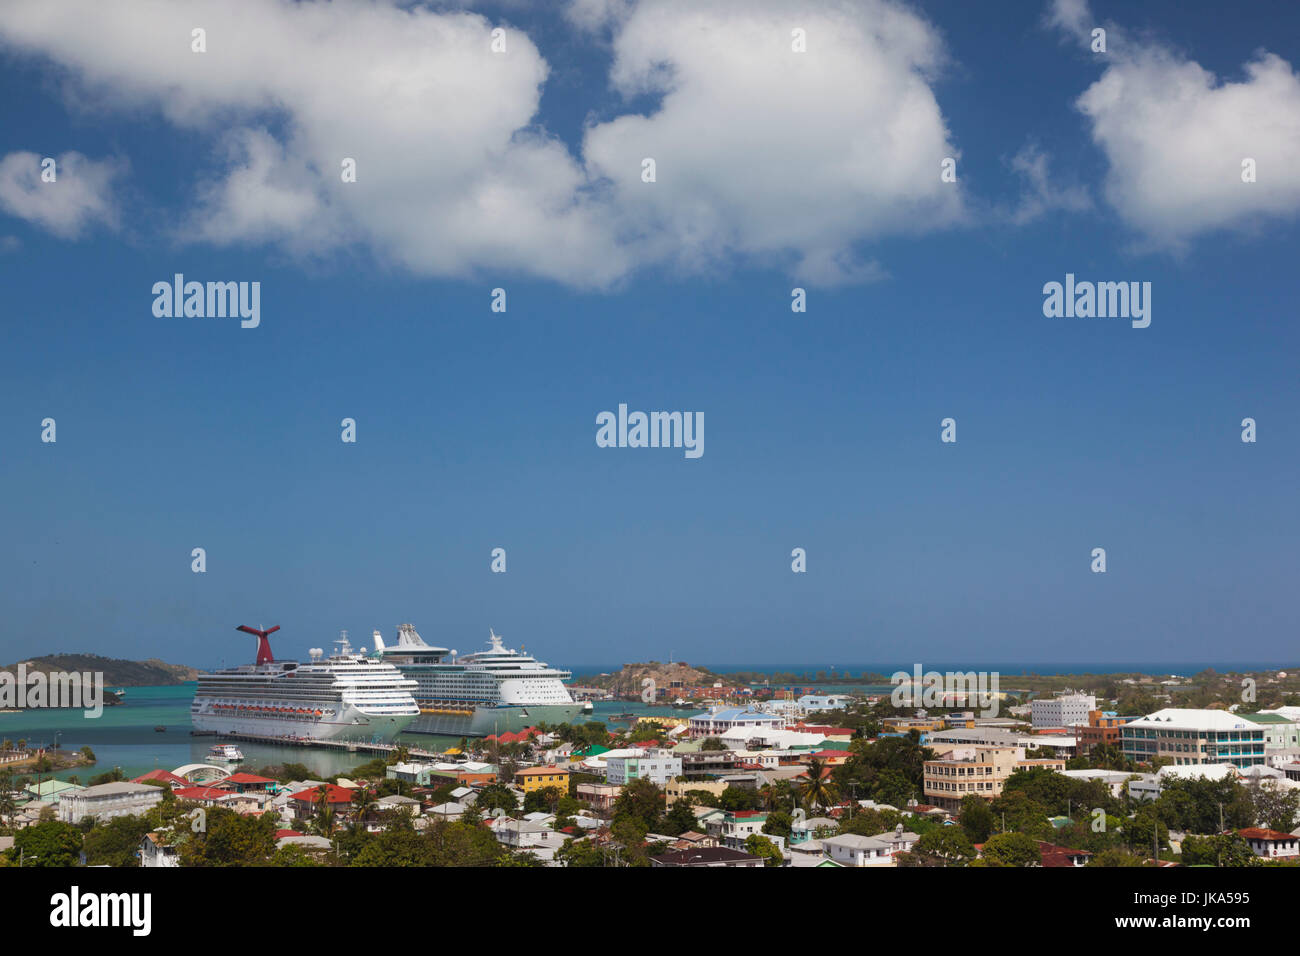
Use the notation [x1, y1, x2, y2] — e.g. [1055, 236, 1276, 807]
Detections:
[584, 0, 966, 284]
[1005, 143, 1092, 226]
[0, 150, 124, 238]
[0, 0, 966, 286]
[0, 0, 629, 286]
[1050, 0, 1300, 248]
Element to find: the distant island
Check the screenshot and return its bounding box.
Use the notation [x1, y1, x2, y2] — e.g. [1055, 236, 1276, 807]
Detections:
[1, 653, 198, 688]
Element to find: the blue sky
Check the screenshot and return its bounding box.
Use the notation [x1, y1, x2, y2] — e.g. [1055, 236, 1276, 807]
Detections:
[1, 0, 1298, 669]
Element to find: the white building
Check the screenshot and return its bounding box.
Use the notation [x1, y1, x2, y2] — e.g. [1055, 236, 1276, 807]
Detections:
[820, 834, 894, 867]
[606, 748, 683, 787]
[139, 832, 179, 868]
[1121, 709, 1266, 768]
[58, 782, 164, 824]
[1030, 693, 1096, 729]
[688, 707, 784, 738]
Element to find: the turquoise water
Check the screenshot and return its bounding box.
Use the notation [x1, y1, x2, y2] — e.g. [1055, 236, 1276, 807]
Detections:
[0, 684, 669, 781]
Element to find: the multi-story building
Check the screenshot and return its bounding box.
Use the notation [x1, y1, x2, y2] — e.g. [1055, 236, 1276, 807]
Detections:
[606, 749, 682, 787]
[1031, 693, 1097, 729]
[1242, 712, 1300, 760]
[1073, 710, 1127, 755]
[688, 707, 784, 738]
[923, 746, 1066, 812]
[58, 781, 165, 824]
[1120, 708, 1266, 768]
[514, 766, 571, 794]
[927, 727, 1078, 759]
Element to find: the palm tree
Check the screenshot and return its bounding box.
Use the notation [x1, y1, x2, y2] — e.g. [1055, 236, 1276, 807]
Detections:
[312, 788, 338, 837]
[799, 757, 840, 811]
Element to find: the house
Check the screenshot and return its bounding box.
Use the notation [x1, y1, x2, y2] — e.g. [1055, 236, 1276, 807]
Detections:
[790, 816, 838, 844]
[1036, 841, 1093, 867]
[58, 782, 164, 824]
[427, 802, 467, 821]
[606, 749, 682, 787]
[576, 782, 623, 811]
[515, 766, 570, 794]
[139, 832, 180, 868]
[819, 834, 894, 867]
[20, 779, 84, 805]
[876, 824, 921, 857]
[651, 846, 765, 867]
[1239, 827, 1300, 859]
[132, 770, 191, 789]
[286, 784, 355, 821]
[218, 772, 278, 794]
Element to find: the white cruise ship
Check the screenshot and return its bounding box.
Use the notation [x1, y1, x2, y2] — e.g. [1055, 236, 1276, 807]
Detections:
[373, 624, 584, 736]
[191, 626, 419, 742]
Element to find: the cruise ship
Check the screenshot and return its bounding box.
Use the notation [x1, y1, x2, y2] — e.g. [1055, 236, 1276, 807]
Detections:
[191, 625, 420, 742]
[373, 624, 585, 736]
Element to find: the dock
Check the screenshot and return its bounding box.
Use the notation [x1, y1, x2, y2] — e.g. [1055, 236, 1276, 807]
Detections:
[192, 731, 445, 760]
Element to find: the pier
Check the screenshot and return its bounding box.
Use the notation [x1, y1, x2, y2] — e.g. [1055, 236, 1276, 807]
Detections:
[192, 730, 446, 760]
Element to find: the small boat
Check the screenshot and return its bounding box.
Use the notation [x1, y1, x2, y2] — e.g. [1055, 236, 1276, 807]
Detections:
[207, 744, 244, 763]
[154, 725, 166, 733]
[581, 701, 594, 713]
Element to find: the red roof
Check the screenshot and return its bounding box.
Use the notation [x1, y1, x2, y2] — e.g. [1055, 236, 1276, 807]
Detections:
[1036, 841, 1093, 868]
[132, 770, 190, 787]
[289, 784, 354, 804]
[1240, 827, 1297, 842]
[275, 829, 303, 839]
[814, 750, 852, 758]
[223, 772, 276, 785]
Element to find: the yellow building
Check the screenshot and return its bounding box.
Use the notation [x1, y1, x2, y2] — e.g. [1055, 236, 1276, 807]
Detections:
[883, 716, 947, 735]
[514, 767, 570, 794]
[665, 777, 728, 807]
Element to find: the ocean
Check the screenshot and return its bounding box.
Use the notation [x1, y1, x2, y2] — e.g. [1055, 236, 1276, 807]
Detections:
[0, 684, 667, 782]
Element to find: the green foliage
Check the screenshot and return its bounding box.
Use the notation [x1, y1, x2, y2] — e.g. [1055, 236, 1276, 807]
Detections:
[13, 820, 83, 866]
[958, 795, 996, 843]
[761, 809, 793, 839]
[82, 814, 153, 867]
[744, 833, 783, 867]
[719, 786, 760, 812]
[178, 807, 279, 866]
[911, 827, 976, 866]
[980, 832, 1042, 867]
[1179, 833, 1258, 867]
[612, 777, 663, 832]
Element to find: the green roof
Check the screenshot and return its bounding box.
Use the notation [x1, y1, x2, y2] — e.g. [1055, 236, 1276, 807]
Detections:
[572, 744, 611, 757]
[1243, 713, 1292, 724]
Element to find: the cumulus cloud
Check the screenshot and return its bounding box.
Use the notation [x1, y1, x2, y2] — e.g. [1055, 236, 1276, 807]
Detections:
[1049, 0, 1300, 248]
[0, 150, 124, 238]
[583, 0, 966, 284]
[0, 0, 966, 286]
[0, 0, 629, 286]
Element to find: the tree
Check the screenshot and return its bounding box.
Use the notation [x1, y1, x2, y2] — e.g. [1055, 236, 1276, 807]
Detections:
[1179, 833, 1258, 868]
[82, 814, 153, 867]
[799, 758, 839, 811]
[700, 738, 727, 752]
[663, 799, 700, 837]
[556, 837, 604, 867]
[762, 809, 793, 839]
[179, 807, 279, 866]
[612, 778, 663, 832]
[1087, 848, 1148, 867]
[744, 834, 783, 867]
[13, 820, 83, 866]
[719, 786, 760, 812]
[911, 827, 976, 866]
[472, 783, 519, 817]
[979, 832, 1041, 867]
[959, 795, 996, 843]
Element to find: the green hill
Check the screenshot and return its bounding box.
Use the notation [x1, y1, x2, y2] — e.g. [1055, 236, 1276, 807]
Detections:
[2, 653, 198, 687]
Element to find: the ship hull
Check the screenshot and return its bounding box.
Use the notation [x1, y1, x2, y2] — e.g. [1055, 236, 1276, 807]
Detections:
[191, 708, 416, 742]
[404, 702, 585, 737]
